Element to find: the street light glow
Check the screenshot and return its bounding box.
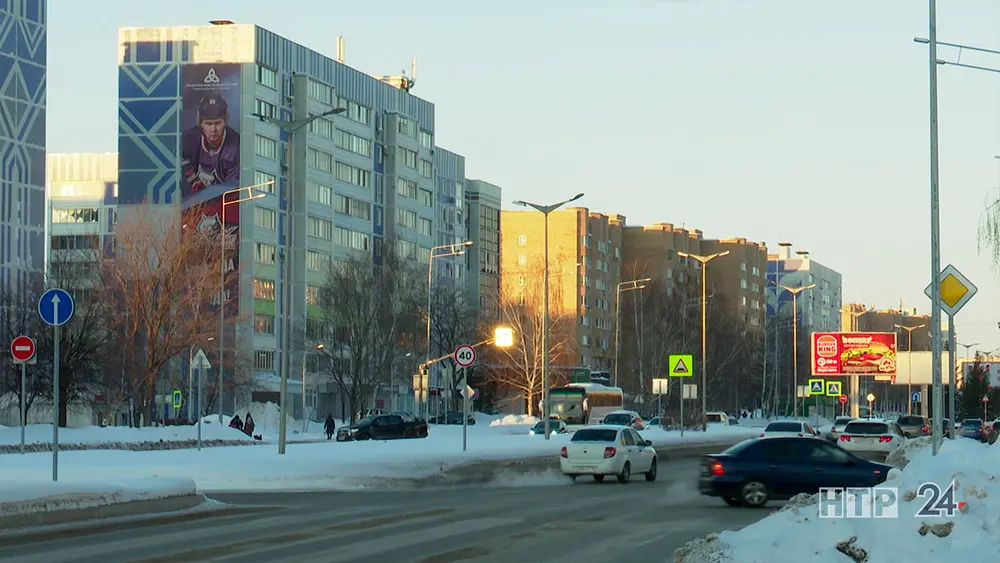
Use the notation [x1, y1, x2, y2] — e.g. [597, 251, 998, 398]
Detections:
[494, 326, 514, 348]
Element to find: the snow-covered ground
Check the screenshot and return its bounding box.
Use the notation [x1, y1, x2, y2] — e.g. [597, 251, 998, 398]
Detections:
[676, 438, 1000, 563]
[0, 477, 196, 516]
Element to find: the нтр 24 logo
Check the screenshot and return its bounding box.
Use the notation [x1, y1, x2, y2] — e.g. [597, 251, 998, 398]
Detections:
[819, 481, 964, 518]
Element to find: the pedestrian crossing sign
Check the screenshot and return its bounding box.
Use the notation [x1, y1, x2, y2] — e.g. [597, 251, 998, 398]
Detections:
[825, 381, 842, 397]
[808, 379, 825, 396]
[669, 354, 694, 377]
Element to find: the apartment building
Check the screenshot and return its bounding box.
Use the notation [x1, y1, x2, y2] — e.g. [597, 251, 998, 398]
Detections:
[46, 153, 118, 280]
[431, 147, 468, 287]
[855, 307, 937, 352]
[500, 208, 625, 373]
[700, 238, 768, 328]
[767, 243, 842, 333]
[465, 180, 502, 323]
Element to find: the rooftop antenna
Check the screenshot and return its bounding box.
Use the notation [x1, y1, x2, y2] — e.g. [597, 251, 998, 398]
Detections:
[373, 56, 417, 92]
[336, 36, 346, 64]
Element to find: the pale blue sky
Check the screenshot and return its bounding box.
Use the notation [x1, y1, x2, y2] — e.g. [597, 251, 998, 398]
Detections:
[48, 0, 1000, 347]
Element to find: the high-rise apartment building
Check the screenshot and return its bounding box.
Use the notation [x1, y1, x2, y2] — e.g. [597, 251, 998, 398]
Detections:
[767, 243, 842, 333]
[501, 208, 625, 373]
[0, 0, 46, 289]
[116, 22, 468, 418]
[432, 147, 468, 287]
[465, 180, 501, 322]
[46, 153, 118, 280]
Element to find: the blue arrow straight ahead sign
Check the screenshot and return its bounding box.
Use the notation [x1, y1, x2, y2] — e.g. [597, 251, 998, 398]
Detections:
[38, 289, 75, 326]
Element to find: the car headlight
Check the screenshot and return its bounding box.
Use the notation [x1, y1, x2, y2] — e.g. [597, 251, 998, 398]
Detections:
[529, 430, 536, 435]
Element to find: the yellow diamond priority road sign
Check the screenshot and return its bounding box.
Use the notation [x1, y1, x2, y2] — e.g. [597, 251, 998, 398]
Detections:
[924, 264, 977, 316]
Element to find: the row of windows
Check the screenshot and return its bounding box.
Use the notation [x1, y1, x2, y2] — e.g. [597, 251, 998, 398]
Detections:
[307, 180, 333, 205]
[255, 206, 277, 230]
[306, 250, 331, 272]
[52, 208, 99, 223]
[399, 147, 417, 169]
[398, 117, 417, 138]
[308, 148, 333, 173]
[336, 161, 371, 188]
[336, 129, 372, 157]
[51, 234, 100, 250]
[337, 226, 370, 251]
[395, 239, 430, 264]
[254, 170, 277, 193]
[256, 65, 370, 127]
[255, 135, 278, 160]
[395, 178, 434, 207]
[309, 117, 335, 141]
[255, 242, 276, 264]
[396, 209, 432, 235]
[308, 216, 334, 239]
[254, 98, 276, 120]
[419, 159, 433, 178]
[335, 193, 371, 220]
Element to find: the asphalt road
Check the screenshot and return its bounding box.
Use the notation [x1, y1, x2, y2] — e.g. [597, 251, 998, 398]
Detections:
[0, 458, 778, 563]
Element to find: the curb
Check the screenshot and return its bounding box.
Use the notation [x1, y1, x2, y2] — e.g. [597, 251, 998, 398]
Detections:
[0, 493, 207, 532]
[0, 437, 329, 455]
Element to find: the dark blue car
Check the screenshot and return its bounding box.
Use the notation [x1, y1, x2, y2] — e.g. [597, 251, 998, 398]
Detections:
[958, 419, 987, 442]
[698, 437, 892, 508]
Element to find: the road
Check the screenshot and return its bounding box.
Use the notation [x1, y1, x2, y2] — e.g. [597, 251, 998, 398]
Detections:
[0, 458, 777, 563]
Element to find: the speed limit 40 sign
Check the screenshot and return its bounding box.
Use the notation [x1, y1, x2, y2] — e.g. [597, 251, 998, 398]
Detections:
[454, 345, 476, 368]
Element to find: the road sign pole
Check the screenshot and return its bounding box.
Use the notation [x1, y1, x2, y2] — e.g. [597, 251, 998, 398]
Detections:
[679, 388, 684, 437]
[20, 362, 26, 455]
[461, 367, 468, 452]
[815, 393, 820, 427]
[52, 324, 60, 482]
[197, 364, 203, 450]
[947, 314, 956, 440]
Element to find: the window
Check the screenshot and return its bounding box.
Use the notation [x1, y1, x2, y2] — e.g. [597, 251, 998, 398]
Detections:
[253, 278, 276, 300]
[335, 162, 371, 188]
[308, 148, 333, 172]
[418, 217, 432, 236]
[309, 117, 335, 140]
[336, 226, 370, 251]
[306, 318, 329, 340]
[399, 147, 417, 168]
[740, 279, 748, 289]
[396, 239, 417, 260]
[418, 188, 433, 207]
[396, 208, 417, 229]
[306, 285, 319, 305]
[741, 262, 748, 272]
[254, 98, 276, 119]
[255, 135, 277, 159]
[254, 314, 275, 334]
[306, 250, 330, 272]
[307, 78, 334, 105]
[336, 96, 372, 125]
[334, 193, 371, 220]
[254, 350, 276, 371]
[256, 65, 277, 89]
[518, 254, 527, 266]
[396, 177, 417, 198]
[517, 234, 527, 246]
[254, 170, 276, 193]
[417, 247, 430, 264]
[419, 130, 433, 148]
[397, 117, 416, 137]
[307, 181, 333, 205]
[307, 216, 333, 239]
[255, 206, 276, 230]
[336, 129, 372, 157]
[419, 159, 433, 178]
[255, 242, 276, 264]
[52, 208, 99, 223]
[51, 235, 100, 250]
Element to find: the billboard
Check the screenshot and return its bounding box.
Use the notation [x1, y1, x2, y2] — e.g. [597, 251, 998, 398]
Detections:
[811, 332, 897, 376]
[179, 63, 242, 316]
[962, 362, 1000, 388]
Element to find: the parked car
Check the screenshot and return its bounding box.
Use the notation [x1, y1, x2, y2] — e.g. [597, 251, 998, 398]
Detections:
[336, 413, 428, 441]
[837, 419, 905, 455]
[646, 416, 662, 428]
[824, 416, 855, 442]
[895, 415, 930, 438]
[601, 410, 646, 430]
[428, 411, 476, 425]
[698, 437, 892, 507]
[758, 421, 821, 438]
[958, 419, 988, 442]
[706, 412, 730, 425]
[560, 425, 657, 483]
[988, 420, 1000, 444]
[530, 419, 568, 435]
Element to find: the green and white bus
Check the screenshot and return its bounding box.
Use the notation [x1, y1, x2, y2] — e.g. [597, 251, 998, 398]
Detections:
[542, 383, 624, 425]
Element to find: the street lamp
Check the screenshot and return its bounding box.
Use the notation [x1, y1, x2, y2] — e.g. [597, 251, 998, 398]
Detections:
[251, 91, 347, 455]
[676, 250, 730, 431]
[425, 241, 473, 421]
[513, 193, 585, 439]
[613, 278, 650, 388]
[895, 324, 927, 415]
[913, 37, 1000, 74]
[772, 281, 816, 419]
[217, 182, 272, 425]
[959, 341, 979, 362]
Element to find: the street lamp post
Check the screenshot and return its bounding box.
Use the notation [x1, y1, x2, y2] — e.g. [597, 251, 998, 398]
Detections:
[513, 193, 585, 439]
[895, 324, 927, 415]
[676, 251, 730, 431]
[959, 342, 979, 362]
[841, 308, 865, 417]
[251, 77, 346, 455]
[425, 241, 473, 421]
[773, 282, 816, 418]
[613, 278, 650, 388]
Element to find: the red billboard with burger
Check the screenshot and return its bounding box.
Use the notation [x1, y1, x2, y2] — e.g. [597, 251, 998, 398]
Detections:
[811, 332, 897, 376]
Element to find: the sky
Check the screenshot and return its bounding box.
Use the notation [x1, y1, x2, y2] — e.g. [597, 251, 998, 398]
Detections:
[46, 0, 1000, 348]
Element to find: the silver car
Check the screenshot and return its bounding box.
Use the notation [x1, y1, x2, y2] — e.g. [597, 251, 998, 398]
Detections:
[825, 416, 855, 442]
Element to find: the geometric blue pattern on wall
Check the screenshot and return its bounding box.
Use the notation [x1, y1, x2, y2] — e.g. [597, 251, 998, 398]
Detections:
[0, 0, 46, 291]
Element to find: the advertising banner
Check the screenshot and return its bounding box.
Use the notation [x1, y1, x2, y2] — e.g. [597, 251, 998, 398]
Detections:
[811, 332, 897, 376]
[179, 64, 242, 317]
[962, 362, 1000, 388]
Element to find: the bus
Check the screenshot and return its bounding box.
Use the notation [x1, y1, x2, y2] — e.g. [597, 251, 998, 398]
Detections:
[542, 382, 624, 425]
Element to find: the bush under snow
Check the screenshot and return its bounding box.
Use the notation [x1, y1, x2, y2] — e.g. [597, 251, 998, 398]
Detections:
[675, 439, 1000, 563]
[489, 414, 539, 426]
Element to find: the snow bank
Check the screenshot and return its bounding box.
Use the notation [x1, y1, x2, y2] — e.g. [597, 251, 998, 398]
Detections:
[490, 414, 539, 426]
[0, 477, 197, 515]
[675, 439, 1000, 563]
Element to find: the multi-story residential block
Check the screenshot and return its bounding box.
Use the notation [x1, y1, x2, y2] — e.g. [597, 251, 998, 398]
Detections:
[0, 0, 46, 290]
[464, 180, 501, 323]
[432, 147, 468, 287]
[115, 22, 466, 420]
[46, 153, 118, 281]
[767, 243, 842, 333]
[855, 306, 937, 352]
[501, 208, 625, 374]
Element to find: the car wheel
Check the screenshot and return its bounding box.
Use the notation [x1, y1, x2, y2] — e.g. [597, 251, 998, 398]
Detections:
[740, 480, 769, 507]
[618, 462, 631, 483]
[723, 497, 742, 507]
[645, 459, 657, 482]
[594, 475, 605, 483]
[568, 475, 577, 482]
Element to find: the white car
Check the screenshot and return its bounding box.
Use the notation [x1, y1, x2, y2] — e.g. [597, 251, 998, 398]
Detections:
[601, 410, 646, 430]
[758, 421, 821, 438]
[706, 412, 730, 425]
[560, 425, 657, 483]
[837, 419, 905, 454]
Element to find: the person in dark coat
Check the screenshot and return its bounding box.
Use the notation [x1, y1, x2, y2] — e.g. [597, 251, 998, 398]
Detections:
[324, 414, 336, 440]
[243, 413, 255, 437]
[229, 414, 243, 431]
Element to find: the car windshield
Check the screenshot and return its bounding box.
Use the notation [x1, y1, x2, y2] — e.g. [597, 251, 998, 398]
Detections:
[764, 422, 801, 432]
[706, 414, 723, 423]
[834, 417, 853, 425]
[845, 422, 889, 434]
[532, 421, 558, 430]
[572, 428, 619, 442]
[897, 416, 925, 425]
[602, 414, 632, 425]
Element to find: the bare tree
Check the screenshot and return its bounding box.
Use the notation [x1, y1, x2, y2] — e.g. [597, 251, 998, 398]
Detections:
[97, 205, 225, 426]
[429, 285, 476, 410]
[484, 260, 571, 416]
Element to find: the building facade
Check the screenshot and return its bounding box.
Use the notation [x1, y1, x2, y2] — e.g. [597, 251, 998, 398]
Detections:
[0, 0, 46, 290]
[464, 179, 501, 323]
[432, 147, 467, 287]
[766, 243, 842, 333]
[116, 22, 464, 419]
